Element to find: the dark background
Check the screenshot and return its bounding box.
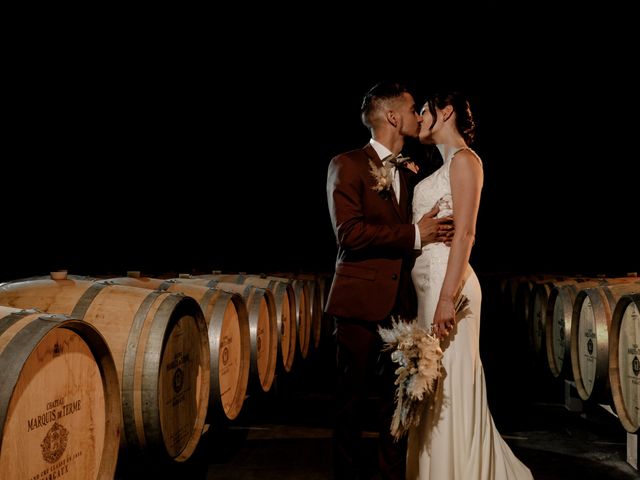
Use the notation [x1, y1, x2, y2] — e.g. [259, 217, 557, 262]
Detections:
[2, 7, 638, 282]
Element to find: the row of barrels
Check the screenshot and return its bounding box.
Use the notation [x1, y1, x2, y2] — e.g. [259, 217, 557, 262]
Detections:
[501, 274, 640, 433]
[0, 271, 329, 479]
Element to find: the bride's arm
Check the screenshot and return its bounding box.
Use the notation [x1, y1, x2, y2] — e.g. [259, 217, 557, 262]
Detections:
[432, 150, 483, 338]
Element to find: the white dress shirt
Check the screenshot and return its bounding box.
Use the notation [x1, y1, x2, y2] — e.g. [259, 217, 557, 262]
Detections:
[369, 139, 421, 250]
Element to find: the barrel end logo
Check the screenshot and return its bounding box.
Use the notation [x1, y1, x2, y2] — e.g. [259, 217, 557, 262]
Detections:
[633, 356, 640, 377]
[222, 347, 229, 366]
[173, 367, 184, 393]
[41, 422, 69, 463]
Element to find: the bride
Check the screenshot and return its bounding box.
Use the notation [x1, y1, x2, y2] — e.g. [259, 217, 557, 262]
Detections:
[406, 92, 533, 479]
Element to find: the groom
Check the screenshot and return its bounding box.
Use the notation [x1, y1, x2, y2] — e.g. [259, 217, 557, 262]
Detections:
[325, 81, 454, 480]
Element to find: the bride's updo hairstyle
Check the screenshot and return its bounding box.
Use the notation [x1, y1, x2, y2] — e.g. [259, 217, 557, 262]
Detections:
[424, 92, 476, 145]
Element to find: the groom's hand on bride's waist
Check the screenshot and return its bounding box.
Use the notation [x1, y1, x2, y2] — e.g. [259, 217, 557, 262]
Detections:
[417, 205, 454, 247]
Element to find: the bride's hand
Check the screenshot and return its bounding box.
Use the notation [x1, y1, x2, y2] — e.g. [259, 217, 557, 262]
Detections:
[432, 298, 456, 339]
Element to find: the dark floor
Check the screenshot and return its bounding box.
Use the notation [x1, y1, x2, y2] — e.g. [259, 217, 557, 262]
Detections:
[115, 354, 638, 479]
[115, 280, 639, 479]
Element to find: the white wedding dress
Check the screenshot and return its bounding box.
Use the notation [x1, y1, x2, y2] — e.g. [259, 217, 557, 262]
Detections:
[407, 145, 532, 479]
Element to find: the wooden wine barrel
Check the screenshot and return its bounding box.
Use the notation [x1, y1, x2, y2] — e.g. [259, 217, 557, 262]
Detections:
[108, 275, 251, 421]
[609, 293, 640, 433]
[178, 277, 278, 393]
[0, 306, 120, 480]
[545, 283, 585, 378]
[502, 274, 550, 317]
[290, 273, 324, 351]
[317, 273, 333, 339]
[200, 273, 297, 373]
[545, 277, 640, 378]
[529, 277, 602, 365]
[514, 275, 566, 335]
[217, 273, 311, 360]
[265, 276, 311, 359]
[0, 275, 210, 462]
[571, 282, 640, 401]
[529, 278, 587, 362]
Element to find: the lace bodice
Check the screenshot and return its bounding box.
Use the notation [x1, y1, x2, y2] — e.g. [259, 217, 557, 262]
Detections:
[412, 144, 474, 224]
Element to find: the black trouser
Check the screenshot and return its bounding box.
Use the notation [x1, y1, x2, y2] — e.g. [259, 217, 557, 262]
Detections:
[333, 317, 406, 480]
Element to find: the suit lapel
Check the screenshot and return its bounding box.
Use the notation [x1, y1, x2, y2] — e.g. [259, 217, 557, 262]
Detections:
[390, 182, 403, 220]
[398, 170, 410, 222]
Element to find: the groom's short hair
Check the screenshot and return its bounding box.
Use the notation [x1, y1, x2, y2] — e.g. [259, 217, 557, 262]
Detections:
[361, 81, 409, 129]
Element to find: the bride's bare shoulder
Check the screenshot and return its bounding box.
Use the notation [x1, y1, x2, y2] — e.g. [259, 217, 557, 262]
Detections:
[452, 148, 482, 167]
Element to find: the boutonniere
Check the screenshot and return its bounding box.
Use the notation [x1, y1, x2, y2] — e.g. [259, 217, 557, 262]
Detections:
[368, 159, 394, 193]
[393, 155, 419, 174]
[368, 154, 417, 195]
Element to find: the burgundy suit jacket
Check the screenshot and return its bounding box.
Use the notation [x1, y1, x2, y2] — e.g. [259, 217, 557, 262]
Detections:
[325, 143, 418, 322]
